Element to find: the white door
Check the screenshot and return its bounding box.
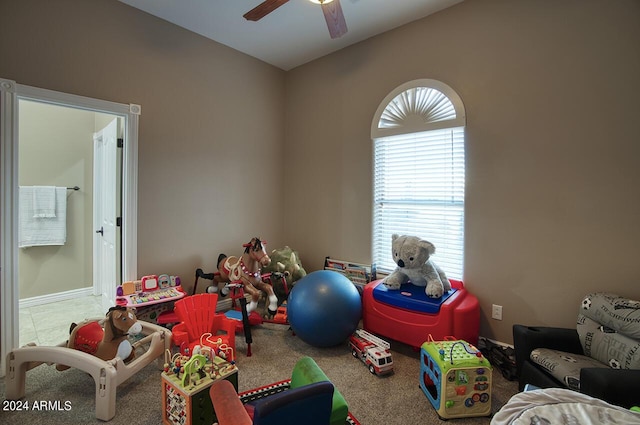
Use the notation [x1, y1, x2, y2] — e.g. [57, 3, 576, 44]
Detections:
[93, 118, 118, 309]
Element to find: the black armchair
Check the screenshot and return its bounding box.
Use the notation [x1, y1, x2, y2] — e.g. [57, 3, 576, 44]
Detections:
[513, 325, 582, 390]
[514, 322, 640, 409]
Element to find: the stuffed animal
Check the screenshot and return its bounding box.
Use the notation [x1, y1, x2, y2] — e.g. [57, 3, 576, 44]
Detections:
[261, 246, 307, 303]
[383, 234, 451, 298]
[56, 306, 142, 371]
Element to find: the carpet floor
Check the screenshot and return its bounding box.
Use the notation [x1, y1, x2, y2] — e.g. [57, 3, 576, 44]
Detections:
[1, 321, 519, 425]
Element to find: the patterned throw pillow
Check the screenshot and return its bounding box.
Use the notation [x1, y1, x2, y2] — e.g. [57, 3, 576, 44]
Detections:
[530, 348, 608, 391]
[579, 293, 640, 338]
[578, 293, 640, 369]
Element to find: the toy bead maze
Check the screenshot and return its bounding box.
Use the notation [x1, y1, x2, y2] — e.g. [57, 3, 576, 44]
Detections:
[161, 354, 238, 425]
[420, 338, 492, 419]
[362, 278, 480, 348]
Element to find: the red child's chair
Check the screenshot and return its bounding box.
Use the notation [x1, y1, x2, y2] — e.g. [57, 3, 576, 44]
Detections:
[171, 293, 237, 361]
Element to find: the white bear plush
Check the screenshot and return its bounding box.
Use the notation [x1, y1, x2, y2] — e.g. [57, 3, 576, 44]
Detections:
[382, 234, 451, 298]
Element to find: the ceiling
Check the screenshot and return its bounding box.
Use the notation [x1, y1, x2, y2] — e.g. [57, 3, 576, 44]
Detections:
[119, 0, 463, 71]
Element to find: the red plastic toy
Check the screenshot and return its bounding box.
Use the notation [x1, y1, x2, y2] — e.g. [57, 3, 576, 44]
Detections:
[171, 294, 237, 361]
[348, 329, 394, 375]
[362, 279, 480, 349]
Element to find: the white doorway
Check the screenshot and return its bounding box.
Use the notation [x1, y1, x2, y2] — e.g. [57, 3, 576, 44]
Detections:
[94, 118, 119, 310]
[16, 103, 121, 344]
[0, 78, 140, 376]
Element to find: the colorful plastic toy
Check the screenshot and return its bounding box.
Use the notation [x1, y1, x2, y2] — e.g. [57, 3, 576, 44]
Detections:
[116, 275, 185, 326]
[208, 237, 279, 316]
[171, 293, 237, 361]
[161, 349, 238, 425]
[209, 356, 348, 425]
[362, 278, 480, 349]
[5, 320, 172, 421]
[420, 337, 492, 419]
[210, 379, 332, 425]
[55, 306, 142, 371]
[348, 329, 393, 375]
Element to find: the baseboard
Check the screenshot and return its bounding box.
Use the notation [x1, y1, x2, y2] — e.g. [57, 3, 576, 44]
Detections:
[19, 287, 94, 308]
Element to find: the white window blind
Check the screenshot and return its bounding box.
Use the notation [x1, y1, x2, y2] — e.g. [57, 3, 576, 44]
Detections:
[373, 127, 465, 279]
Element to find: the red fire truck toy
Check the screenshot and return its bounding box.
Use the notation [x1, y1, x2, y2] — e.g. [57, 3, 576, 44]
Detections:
[348, 329, 394, 375]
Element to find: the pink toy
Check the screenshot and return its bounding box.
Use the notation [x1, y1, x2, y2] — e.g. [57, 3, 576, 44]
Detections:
[362, 278, 480, 349]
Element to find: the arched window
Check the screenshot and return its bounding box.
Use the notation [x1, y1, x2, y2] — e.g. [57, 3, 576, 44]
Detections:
[371, 79, 466, 279]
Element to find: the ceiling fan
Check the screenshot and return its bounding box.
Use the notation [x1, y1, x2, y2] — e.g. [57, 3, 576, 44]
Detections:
[244, 0, 348, 39]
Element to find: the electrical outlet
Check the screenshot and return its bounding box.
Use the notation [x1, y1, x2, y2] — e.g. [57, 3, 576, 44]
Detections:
[492, 304, 503, 320]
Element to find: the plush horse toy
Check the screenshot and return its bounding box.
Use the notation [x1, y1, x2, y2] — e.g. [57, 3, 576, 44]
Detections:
[208, 237, 279, 316]
[56, 306, 142, 371]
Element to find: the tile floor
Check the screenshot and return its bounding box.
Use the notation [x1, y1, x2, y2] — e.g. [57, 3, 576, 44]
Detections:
[19, 296, 108, 347]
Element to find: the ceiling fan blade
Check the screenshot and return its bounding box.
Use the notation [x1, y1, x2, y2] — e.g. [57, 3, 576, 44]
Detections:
[321, 0, 348, 39]
[244, 0, 290, 22]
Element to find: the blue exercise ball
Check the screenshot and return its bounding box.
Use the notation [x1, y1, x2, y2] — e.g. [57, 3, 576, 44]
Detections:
[287, 270, 362, 347]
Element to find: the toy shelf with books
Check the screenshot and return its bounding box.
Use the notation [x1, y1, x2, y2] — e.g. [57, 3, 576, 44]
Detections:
[324, 257, 376, 292]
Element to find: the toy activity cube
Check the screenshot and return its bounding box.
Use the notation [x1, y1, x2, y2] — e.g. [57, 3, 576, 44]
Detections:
[420, 338, 492, 419]
[161, 356, 238, 425]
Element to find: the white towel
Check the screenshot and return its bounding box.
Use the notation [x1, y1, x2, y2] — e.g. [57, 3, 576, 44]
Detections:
[19, 186, 67, 248]
[32, 185, 57, 217]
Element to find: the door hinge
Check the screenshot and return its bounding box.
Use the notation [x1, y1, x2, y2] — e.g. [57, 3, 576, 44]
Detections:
[117, 138, 123, 148]
[116, 217, 122, 227]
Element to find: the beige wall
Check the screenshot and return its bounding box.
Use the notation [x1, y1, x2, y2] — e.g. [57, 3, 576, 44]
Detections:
[18, 100, 123, 300]
[0, 0, 286, 296]
[18, 101, 95, 298]
[285, 0, 640, 343]
[2, 0, 639, 343]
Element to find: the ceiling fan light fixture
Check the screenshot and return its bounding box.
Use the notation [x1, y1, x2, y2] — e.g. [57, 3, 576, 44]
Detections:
[244, 0, 346, 39]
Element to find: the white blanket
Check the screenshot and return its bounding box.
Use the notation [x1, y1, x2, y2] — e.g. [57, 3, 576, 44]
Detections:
[19, 186, 67, 248]
[492, 388, 640, 425]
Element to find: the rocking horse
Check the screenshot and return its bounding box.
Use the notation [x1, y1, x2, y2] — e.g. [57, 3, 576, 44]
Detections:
[56, 305, 142, 371]
[208, 237, 279, 316]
